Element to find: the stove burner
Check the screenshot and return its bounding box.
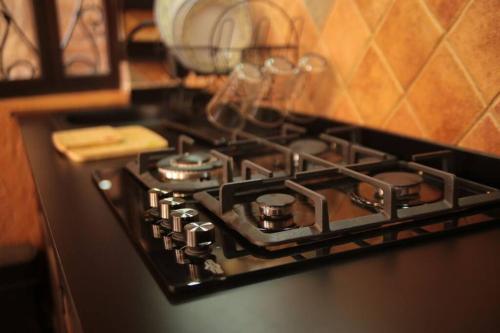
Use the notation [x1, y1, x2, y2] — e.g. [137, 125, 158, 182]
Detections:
[351, 171, 443, 209]
[289, 139, 328, 156]
[157, 152, 222, 180]
[374, 172, 423, 199]
[258, 217, 295, 232]
[172, 153, 211, 167]
[256, 193, 295, 219]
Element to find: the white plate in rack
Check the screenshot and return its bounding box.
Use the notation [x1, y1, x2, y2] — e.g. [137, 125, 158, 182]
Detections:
[155, 0, 253, 73]
[154, 0, 184, 46]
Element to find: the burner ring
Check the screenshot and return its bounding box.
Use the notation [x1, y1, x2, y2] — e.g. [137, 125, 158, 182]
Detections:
[256, 193, 295, 219]
[157, 152, 222, 180]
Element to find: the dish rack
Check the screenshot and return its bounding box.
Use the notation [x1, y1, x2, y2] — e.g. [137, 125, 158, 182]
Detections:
[125, 0, 305, 125]
[127, 0, 303, 75]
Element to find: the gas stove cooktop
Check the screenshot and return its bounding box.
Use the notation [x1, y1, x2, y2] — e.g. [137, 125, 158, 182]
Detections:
[93, 112, 500, 298]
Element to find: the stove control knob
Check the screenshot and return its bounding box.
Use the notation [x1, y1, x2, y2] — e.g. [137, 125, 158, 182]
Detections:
[185, 222, 215, 248]
[148, 188, 168, 208]
[159, 197, 185, 219]
[171, 208, 199, 233]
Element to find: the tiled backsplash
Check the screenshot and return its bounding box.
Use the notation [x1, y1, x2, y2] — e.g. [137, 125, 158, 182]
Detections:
[295, 0, 499, 155]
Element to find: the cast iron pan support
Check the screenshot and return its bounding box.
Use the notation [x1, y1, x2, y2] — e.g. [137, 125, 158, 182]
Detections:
[319, 133, 350, 163]
[408, 162, 457, 209]
[177, 134, 195, 154]
[284, 180, 330, 232]
[210, 149, 234, 184]
[241, 160, 273, 180]
[138, 148, 175, 174]
[281, 123, 306, 137]
[412, 150, 454, 172]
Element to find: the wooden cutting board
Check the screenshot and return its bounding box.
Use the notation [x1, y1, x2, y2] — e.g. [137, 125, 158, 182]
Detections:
[53, 125, 168, 162]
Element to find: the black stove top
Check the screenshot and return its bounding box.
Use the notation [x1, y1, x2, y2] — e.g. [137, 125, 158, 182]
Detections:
[92, 106, 500, 299]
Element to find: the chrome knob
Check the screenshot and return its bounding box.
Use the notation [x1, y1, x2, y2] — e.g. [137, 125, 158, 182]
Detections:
[185, 222, 215, 248]
[159, 197, 185, 219]
[171, 208, 199, 233]
[148, 188, 168, 208]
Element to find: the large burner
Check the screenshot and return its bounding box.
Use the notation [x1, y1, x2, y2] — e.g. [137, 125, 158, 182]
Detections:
[157, 152, 222, 181]
[351, 171, 443, 209]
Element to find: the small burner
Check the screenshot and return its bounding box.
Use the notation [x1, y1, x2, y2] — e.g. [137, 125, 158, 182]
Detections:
[256, 193, 295, 219]
[157, 152, 222, 181]
[258, 217, 295, 232]
[289, 139, 328, 156]
[351, 171, 443, 209]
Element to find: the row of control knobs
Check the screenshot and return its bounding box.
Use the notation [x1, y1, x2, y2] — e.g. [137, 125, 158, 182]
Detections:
[149, 188, 215, 250]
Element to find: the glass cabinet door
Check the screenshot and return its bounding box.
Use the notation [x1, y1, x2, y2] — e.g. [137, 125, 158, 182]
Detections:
[0, 0, 119, 97]
[0, 0, 41, 81]
[56, 0, 110, 77]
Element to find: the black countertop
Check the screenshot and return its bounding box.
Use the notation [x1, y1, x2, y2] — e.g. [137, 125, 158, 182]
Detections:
[18, 112, 500, 333]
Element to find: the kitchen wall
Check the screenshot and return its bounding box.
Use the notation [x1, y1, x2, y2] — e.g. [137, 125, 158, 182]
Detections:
[0, 112, 42, 247]
[0, 90, 128, 248]
[295, 0, 499, 155]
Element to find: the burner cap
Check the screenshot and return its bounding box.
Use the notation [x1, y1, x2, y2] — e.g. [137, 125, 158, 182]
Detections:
[172, 152, 212, 167]
[256, 193, 295, 219]
[351, 171, 442, 209]
[157, 152, 222, 180]
[258, 217, 295, 232]
[289, 139, 329, 156]
[374, 171, 423, 199]
[374, 171, 423, 188]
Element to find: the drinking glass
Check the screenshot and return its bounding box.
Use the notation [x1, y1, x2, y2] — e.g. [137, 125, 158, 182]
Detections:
[287, 53, 333, 123]
[245, 56, 298, 128]
[206, 62, 266, 131]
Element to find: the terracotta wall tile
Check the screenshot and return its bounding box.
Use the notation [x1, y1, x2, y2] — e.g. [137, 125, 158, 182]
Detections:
[408, 45, 483, 143]
[321, 0, 371, 81]
[459, 114, 500, 155]
[355, 0, 393, 31]
[384, 100, 426, 138]
[492, 96, 500, 123]
[449, 0, 500, 103]
[251, 0, 304, 56]
[348, 47, 402, 126]
[375, 0, 443, 88]
[293, 0, 324, 54]
[424, 0, 469, 30]
[303, 0, 336, 31]
[294, 65, 340, 118]
[301, 0, 498, 155]
[327, 90, 363, 124]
